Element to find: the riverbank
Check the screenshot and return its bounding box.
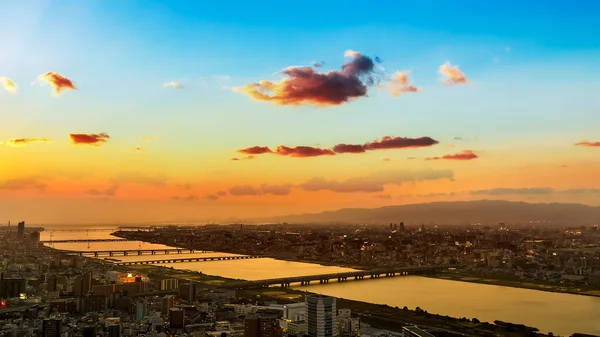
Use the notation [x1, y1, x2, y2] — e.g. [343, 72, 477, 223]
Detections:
[428, 272, 600, 298]
[236, 286, 553, 337]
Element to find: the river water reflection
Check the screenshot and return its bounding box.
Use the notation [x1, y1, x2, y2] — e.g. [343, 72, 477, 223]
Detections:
[40, 226, 600, 336]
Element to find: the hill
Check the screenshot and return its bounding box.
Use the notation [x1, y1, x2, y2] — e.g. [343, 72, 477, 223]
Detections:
[255, 200, 600, 225]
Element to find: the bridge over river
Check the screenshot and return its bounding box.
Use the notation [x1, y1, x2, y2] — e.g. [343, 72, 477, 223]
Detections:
[41, 238, 133, 244]
[65, 248, 209, 257]
[115, 255, 263, 265]
[222, 266, 447, 289]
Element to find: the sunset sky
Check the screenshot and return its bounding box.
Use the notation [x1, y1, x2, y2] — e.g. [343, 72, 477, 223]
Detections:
[1, 0, 600, 224]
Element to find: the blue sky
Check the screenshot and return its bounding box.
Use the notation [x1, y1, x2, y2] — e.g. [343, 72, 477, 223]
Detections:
[2, 0, 600, 223]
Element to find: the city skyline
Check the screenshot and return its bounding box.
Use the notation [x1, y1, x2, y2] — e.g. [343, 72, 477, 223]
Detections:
[2, 1, 600, 223]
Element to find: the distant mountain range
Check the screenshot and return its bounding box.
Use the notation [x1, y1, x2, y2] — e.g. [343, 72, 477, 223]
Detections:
[254, 200, 600, 225]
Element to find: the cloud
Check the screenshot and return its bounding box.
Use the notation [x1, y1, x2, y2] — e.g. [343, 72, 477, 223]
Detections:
[471, 187, 600, 196]
[364, 136, 439, 150]
[260, 184, 292, 196]
[426, 150, 478, 161]
[229, 185, 261, 196]
[69, 133, 110, 145]
[231, 155, 255, 161]
[141, 136, 154, 141]
[0, 178, 47, 192]
[228, 184, 292, 196]
[387, 71, 420, 97]
[373, 194, 392, 199]
[238, 146, 272, 155]
[177, 183, 192, 190]
[84, 186, 117, 197]
[471, 188, 554, 195]
[381, 157, 391, 162]
[332, 144, 367, 154]
[0, 77, 17, 94]
[575, 140, 600, 147]
[453, 137, 464, 140]
[562, 188, 600, 194]
[163, 81, 182, 89]
[300, 169, 454, 193]
[438, 62, 468, 85]
[36, 72, 76, 94]
[202, 190, 227, 201]
[233, 50, 380, 107]
[407, 157, 417, 160]
[275, 146, 335, 158]
[171, 195, 199, 201]
[7, 138, 51, 146]
[239, 136, 439, 159]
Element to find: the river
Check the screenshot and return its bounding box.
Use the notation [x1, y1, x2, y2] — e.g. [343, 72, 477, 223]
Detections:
[40, 225, 600, 336]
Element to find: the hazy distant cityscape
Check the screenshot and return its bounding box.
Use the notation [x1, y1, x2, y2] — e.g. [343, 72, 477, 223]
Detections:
[1, 212, 600, 337]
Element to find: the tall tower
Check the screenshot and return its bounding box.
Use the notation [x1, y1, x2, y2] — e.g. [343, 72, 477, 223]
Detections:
[17, 221, 25, 237]
[306, 295, 337, 337]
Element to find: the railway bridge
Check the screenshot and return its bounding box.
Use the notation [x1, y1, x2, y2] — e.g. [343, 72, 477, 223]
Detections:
[65, 248, 210, 257]
[115, 255, 263, 265]
[41, 239, 133, 244]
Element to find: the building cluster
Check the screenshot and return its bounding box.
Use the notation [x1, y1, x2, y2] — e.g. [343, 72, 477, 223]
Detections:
[114, 222, 600, 287]
[0, 223, 434, 337]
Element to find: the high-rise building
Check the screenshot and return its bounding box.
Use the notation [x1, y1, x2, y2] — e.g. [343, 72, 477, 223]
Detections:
[82, 326, 96, 337]
[108, 324, 121, 337]
[0, 276, 26, 299]
[136, 299, 148, 321]
[30, 231, 41, 247]
[42, 319, 62, 337]
[17, 221, 25, 237]
[337, 309, 358, 337]
[179, 283, 196, 302]
[306, 295, 337, 337]
[401, 325, 435, 337]
[169, 308, 185, 329]
[244, 314, 282, 337]
[160, 278, 180, 291]
[162, 295, 175, 316]
[73, 272, 92, 296]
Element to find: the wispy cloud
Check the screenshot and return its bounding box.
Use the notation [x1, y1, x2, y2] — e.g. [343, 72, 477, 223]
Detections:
[141, 136, 154, 141]
[69, 133, 110, 145]
[0, 178, 47, 192]
[438, 62, 468, 86]
[228, 184, 292, 196]
[0, 77, 17, 94]
[163, 81, 182, 89]
[36, 72, 77, 95]
[7, 138, 51, 146]
[233, 50, 381, 107]
[84, 186, 117, 197]
[426, 150, 478, 161]
[231, 155, 255, 161]
[171, 195, 199, 201]
[386, 71, 420, 97]
[575, 140, 600, 147]
[300, 169, 454, 193]
[238, 146, 272, 155]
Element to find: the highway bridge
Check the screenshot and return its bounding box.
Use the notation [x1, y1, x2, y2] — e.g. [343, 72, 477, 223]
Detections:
[66, 248, 209, 257]
[116, 255, 263, 265]
[41, 238, 133, 244]
[221, 266, 446, 289]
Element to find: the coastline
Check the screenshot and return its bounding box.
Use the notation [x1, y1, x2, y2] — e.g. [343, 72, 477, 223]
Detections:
[427, 272, 600, 298]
